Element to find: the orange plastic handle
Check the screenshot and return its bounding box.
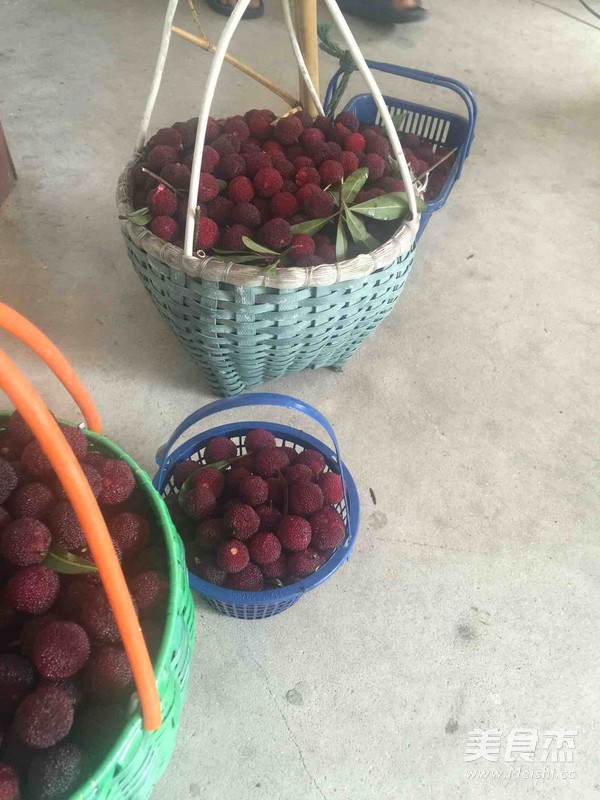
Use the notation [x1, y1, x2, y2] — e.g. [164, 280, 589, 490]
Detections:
[0, 349, 161, 731]
[0, 303, 102, 434]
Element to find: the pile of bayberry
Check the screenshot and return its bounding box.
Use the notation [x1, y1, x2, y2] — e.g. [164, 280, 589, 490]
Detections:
[0, 411, 168, 800]
[131, 108, 453, 267]
[166, 428, 346, 591]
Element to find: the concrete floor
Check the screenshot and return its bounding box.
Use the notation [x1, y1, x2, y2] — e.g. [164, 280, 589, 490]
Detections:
[1, 0, 600, 797]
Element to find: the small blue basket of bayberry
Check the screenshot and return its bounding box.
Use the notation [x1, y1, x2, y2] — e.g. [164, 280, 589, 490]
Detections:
[153, 393, 359, 619]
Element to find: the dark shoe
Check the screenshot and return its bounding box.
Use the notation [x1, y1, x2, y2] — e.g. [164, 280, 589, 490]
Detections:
[337, 0, 428, 24]
[205, 0, 264, 20]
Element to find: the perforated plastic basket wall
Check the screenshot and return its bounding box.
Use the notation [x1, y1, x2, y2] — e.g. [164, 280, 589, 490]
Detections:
[326, 60, 477, 238]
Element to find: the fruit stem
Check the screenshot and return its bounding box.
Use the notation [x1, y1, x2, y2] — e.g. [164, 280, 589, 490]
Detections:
[276, 468, 289, 518]
[413, 147, 458, 183]
[141, 167, 185, 196]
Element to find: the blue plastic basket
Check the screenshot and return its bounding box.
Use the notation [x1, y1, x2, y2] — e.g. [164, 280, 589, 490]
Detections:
[153, 393, 360, 619]
[325, 60, 477, 239]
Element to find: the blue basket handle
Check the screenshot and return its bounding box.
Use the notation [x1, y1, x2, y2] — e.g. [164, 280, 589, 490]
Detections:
[325, 59, 477, 167]
[155, 392, 350, 512]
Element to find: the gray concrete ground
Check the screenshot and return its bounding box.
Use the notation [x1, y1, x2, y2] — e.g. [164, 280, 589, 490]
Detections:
[1, 0, 599, 797]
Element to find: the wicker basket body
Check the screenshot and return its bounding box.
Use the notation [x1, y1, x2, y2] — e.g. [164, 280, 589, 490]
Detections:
[118, 3, 422, 397]
[121, 216, 415, 396]
[0, 414, 195, 800]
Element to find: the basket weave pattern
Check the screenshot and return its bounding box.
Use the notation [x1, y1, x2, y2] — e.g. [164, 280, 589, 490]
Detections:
[123, 224, 414, 396]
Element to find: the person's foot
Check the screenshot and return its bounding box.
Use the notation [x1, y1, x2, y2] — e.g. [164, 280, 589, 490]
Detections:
[392, 0, 423, 8]
[215, 0, 261, 9]
[337, 0, 428, 24]
[206, 0, 264, 18]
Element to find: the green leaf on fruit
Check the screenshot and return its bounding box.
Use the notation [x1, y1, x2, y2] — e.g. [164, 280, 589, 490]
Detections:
[242, 237, 279, 255]
[336, 214, 348, 260]
[44, 545, 97, 575]
[351, 191, 410, 220]
[127, 208, 152, 226]
[344, 208, 379, 251]
[341, 168, 369, 204]
[392, 111, 407, 132]
[289, 216, 335, 235]
[216, 179, 227, 192]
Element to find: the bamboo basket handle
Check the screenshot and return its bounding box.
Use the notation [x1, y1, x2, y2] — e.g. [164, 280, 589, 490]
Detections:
[0, 324, 161, 732]
[0, 303, 102, 434]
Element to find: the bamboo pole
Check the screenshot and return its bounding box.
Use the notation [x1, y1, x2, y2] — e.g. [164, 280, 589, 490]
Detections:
[171, 25, 300, 107]
[294, 0, 320, 115]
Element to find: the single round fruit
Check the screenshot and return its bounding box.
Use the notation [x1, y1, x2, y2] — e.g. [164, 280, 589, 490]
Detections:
[180, 487, 217, 521]
[248, 532, 281, 565]
[32, 621, 90, 680]
[84, 646, 133, 696]
[28, 742, 85, 800]
[310, 506, 345, 550]
[254, 447, 290, 478]
[128, 570, 168, 616]
[15, 685, 74, 749]
[107, 512, 150, 557]
[245, 428, 276, 453]
[238, 475, 269, 507]
[287, 547, 324, 579]
[1, 518, 51, 566]
[97, 459, 136, 506]
[224, 504, 260, 540]
[289, 480, 324, 516]
[7, 566, 59, 615]
[10, 482, 54, 521]
[277, 516, 312, 552]
[217, 539, 249, 573]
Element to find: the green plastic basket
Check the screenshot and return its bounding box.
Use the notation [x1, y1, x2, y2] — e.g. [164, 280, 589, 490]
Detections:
[0, 414, 195, 800]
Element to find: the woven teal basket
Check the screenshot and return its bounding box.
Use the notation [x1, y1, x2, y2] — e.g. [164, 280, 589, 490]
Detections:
[117, 0, 422, 397]
[0, 414, 195, 799]
[119, 213, 416, 396]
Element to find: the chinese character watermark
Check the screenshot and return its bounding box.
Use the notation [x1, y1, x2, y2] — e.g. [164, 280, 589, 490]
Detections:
[464, 728, 578, 779]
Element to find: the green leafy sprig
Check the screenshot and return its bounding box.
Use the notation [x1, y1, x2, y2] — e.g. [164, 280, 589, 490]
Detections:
[44, 544, 98, 575]
[216, 167, 426, 266]
[119, 207, 152, 226]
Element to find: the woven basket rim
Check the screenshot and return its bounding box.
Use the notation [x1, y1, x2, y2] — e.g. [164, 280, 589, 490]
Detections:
[116, 153, 419, 289]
